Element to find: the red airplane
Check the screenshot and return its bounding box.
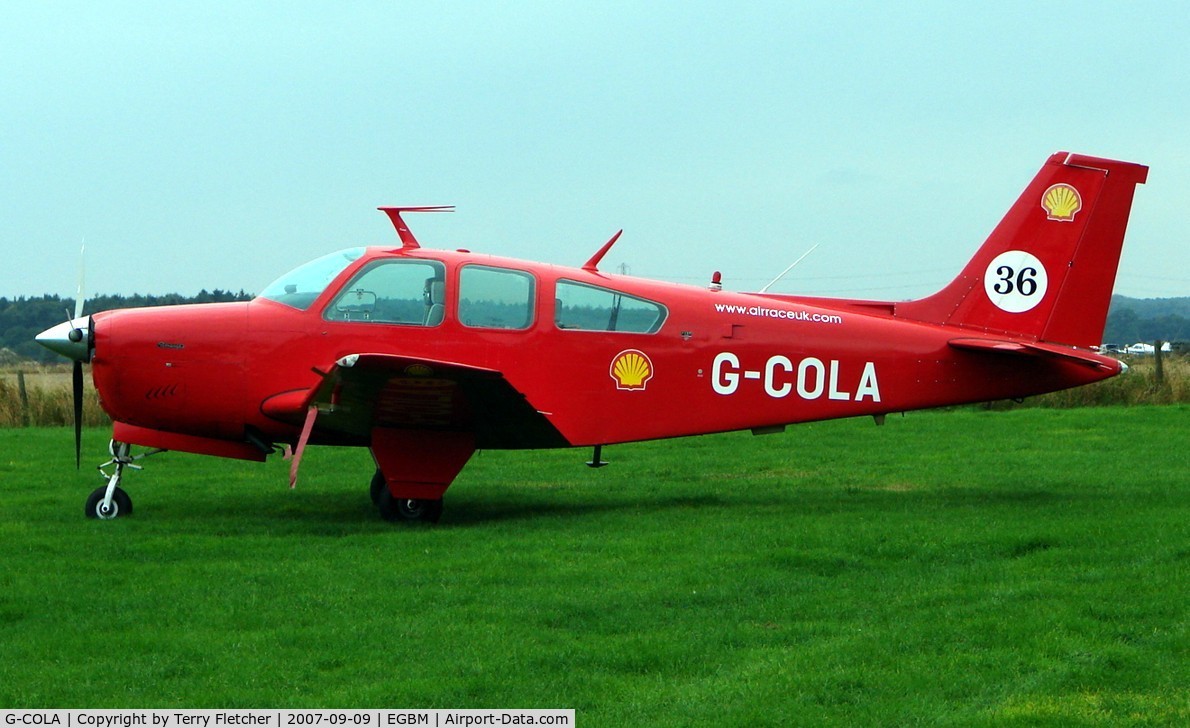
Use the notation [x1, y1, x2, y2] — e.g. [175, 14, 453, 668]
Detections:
[37, 152, 1147, 523]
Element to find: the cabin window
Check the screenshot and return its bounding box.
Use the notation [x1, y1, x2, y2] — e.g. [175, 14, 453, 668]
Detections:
[458, 265, 535, 330]
[324, 259, 447, 325]
[555, 280, 667, 333]
[259, 247, 365, 310]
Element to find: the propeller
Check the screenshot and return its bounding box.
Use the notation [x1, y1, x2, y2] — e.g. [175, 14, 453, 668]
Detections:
[38, 312, 94, 469]
[34, 242, 91, 468]
[70, 242, 87, 469]
[72, 352, 84, 468]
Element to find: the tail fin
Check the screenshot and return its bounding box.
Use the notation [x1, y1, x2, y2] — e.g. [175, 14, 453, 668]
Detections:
[897, 152, 1147, 348]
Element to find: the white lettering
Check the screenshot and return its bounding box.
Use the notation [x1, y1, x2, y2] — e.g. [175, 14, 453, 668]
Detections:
[712, 351, 880, 404]
[712, 352, 739, 395]
[856, 361, 881, 402]
[797, 357, 825, 399]
[764, 356, 793, 398]
[827, 359, 850, 401]
[713, 302, 844, 324]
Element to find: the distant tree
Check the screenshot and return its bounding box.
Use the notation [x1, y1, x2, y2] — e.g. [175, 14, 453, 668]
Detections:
[1104, 307, 1141, 343]
[1103, 299, 1188, 344]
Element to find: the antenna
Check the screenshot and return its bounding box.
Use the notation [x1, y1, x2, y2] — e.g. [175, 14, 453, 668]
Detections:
[759, 243, 819, 293]
[582, 230, 623, 272]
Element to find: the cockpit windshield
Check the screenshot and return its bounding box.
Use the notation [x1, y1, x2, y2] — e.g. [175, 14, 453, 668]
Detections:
[257, 248, 365, 310]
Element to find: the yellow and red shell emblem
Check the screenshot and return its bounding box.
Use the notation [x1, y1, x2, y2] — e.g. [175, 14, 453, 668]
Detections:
[610, 349, 653, 390]
[1041, 183, 1082, 221]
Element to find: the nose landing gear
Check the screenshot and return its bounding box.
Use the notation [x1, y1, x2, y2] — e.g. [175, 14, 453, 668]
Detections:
[85, 484, 132, 519]
[85, 440, 165, 520]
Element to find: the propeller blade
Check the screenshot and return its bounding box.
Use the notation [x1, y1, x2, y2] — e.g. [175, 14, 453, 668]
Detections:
[74, 240, 86, 320]
[73, 360, 83, 469]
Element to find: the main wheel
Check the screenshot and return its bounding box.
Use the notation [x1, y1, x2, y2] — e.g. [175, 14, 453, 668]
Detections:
[376, 489, 443, 523]
[85, 486, 133, 520]
[369, 469, 386, 506]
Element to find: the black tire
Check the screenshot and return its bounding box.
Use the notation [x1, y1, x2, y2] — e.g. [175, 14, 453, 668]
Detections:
[85, 486, 133, 520]
[369, 469, 386, 506]
[376, 489, 443, 523]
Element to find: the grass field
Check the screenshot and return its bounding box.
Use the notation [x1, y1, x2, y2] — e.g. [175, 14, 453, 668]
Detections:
[1, 407, 1186, 724]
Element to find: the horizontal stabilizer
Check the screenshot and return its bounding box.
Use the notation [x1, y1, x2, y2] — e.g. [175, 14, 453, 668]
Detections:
[948, 338, 1122, 373]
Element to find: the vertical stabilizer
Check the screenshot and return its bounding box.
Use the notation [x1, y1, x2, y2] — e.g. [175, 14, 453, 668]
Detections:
[896, 152, 1147, 348]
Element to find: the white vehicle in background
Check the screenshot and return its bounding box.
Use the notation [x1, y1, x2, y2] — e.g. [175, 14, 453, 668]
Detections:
[1123, 341, 1173, 355]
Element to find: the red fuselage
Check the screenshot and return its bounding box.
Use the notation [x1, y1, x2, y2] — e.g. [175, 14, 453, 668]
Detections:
[89, 246, 1119, 457]
[56, 152, 1145, 520]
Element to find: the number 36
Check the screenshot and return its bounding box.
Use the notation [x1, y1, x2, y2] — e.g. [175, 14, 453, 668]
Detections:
[993, 265, 1038, 296]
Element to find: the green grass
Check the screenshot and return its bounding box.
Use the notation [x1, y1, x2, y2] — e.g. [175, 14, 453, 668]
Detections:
[1, 407, 1186, 725]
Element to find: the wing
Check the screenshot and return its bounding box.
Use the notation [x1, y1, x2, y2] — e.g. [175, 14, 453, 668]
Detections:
[263, 353, 569, 449]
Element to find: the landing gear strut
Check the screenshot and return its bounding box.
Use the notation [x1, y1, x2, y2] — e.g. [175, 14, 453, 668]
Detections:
[86, 440, 164, 520]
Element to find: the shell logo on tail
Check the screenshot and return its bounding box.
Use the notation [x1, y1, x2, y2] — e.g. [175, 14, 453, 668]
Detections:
[610, 349, 653, 390]
[1041, 183, 1082, 221]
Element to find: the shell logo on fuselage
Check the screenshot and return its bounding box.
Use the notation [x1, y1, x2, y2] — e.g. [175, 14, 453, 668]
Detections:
[1041, 183, 1081, 221]
[610, 349, 653, 390]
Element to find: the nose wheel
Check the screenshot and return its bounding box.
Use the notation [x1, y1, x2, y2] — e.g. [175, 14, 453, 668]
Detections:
[85, 485, 132, 519]
[86, 440, 165, 520]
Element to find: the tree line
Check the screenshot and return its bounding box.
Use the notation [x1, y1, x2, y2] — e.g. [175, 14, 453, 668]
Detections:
[1104, 295, 1190, 345]
[0, 290, 253, 363]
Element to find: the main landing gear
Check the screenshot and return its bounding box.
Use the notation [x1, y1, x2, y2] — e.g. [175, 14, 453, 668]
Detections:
[85, 440, 165, 520]
[370, 468, 444, 523]
[368, 430, 471, 525]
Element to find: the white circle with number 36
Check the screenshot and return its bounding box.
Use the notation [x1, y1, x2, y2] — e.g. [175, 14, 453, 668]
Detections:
[984, 251, 1048, 313]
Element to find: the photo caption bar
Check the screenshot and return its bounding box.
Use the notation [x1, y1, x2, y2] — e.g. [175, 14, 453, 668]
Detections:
[1, 711, 573, 728]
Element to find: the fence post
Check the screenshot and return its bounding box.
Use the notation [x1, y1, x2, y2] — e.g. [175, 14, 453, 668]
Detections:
[17, 370, 29, 427]
[1153, 340, 1165, 385]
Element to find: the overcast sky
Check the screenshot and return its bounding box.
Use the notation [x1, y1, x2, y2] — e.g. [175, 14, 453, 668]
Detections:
[3, 1, 1187, 302]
